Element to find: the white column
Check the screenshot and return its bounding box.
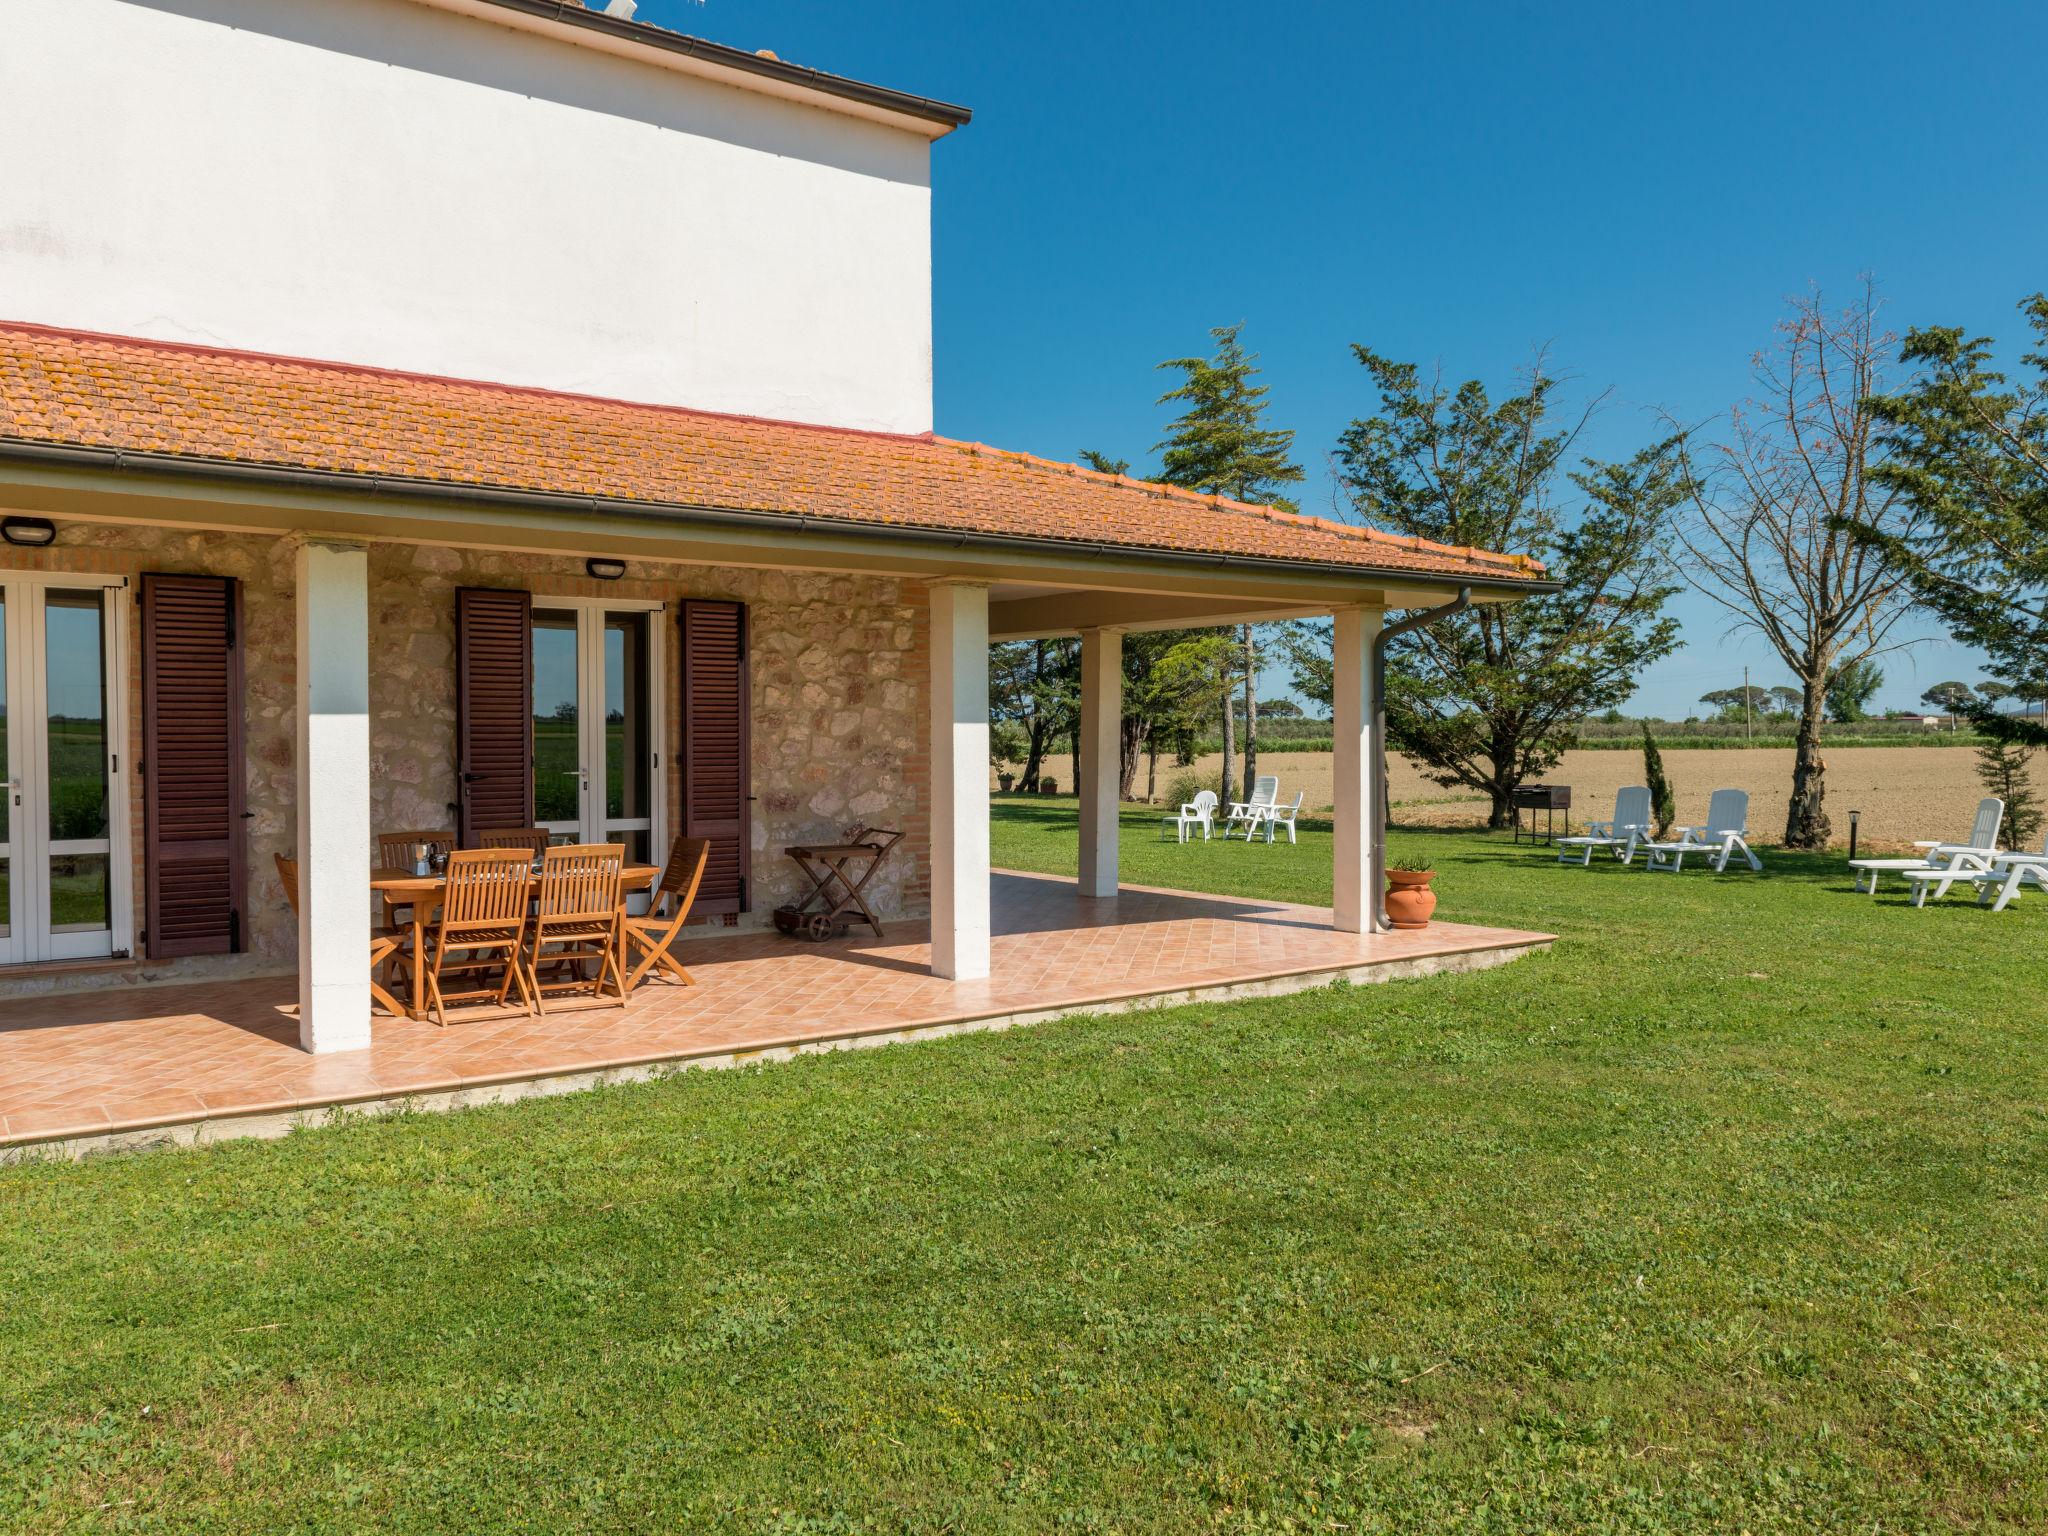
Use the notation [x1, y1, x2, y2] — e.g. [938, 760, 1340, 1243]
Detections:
[295, 539, 373, 1053]
[1331, 605, 1381, 933]
[1077, 626, 1123, 899]
[929, 581, 990, 980]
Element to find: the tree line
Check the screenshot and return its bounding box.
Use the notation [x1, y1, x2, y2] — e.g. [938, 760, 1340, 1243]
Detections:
[993, 287, 2048, 845]
[1692, 663, 1884, 729]
[1693, 673, 2027, 730]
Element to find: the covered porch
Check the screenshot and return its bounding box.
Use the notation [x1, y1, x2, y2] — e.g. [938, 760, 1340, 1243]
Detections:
[0, 869, 1551, 1157]
[0, 321, 1558, 1110]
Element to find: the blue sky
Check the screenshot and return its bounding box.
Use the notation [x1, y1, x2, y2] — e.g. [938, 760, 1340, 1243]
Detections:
[642, 0, 2046, 717]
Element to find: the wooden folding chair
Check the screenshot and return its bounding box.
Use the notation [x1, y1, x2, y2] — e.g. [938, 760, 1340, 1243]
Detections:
[377, 829, 457, 872]
[275, 852, 406, 1018]
[374, 829, 456, 941]
[423, 848, 535, 1026]
[475, 827, 552, 858]
[524, 843, 627, 1013]
[623, 836, 709, 990]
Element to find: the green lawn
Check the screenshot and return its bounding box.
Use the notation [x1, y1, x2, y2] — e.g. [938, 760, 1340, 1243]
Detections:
[4, 805, 2046, 1532]
[532, 718, 637, 826]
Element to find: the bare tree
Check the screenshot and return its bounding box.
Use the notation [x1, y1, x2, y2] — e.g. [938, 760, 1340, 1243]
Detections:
[1676, 282, 1920, 848]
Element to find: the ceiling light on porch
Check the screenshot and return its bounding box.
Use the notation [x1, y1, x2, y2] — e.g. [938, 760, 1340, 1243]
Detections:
[1, 517, 55, 547]
[585, 557, 627, 581]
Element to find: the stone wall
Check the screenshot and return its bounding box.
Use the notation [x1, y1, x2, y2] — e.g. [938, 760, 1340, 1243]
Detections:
[367, 545, 932, 925]
[0, 523, 931, 992]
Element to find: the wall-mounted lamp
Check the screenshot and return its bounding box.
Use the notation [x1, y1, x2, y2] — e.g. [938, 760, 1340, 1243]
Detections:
[1, 517, 56, 547]
[585, 557, 627, 581]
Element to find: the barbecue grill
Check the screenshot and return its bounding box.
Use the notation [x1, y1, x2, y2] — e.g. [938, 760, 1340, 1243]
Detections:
[1510, 783, 1572, 844]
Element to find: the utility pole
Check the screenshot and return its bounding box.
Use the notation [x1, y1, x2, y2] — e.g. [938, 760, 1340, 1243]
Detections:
[1744, 665, 1752, 744]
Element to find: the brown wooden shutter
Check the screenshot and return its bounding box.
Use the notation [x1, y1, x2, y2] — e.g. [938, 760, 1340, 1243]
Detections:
[679, 600, 751, 914]
[456, 587, 533, 845]
[140, 573, 246, 957]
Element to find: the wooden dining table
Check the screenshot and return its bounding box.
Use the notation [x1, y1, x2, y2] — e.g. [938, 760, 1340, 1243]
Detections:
[371, 863, 661, 1021]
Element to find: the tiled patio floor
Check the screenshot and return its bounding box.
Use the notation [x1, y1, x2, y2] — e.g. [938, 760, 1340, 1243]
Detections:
[0, 871, 1552, 1155]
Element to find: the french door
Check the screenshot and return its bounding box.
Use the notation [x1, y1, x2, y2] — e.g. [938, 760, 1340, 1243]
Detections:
[0, 574, 132, 965]
[530, 599, 665, 867]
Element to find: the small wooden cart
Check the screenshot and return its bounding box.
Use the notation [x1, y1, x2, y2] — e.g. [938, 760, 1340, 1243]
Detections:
[773, 826, 904, 941]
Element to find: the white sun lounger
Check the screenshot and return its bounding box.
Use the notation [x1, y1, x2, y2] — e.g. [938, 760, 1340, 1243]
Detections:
[1639, 788, 1763, 873]
[1903, 848, 2007, 906]
[1555, 786, 1654, 867]
[1965, 832, 2048, 912]
[1849, 797, 2003, 895]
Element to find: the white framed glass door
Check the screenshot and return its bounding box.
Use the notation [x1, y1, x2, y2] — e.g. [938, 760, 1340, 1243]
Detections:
[0, 573, 132, 965]
[530, 599, 665, 867]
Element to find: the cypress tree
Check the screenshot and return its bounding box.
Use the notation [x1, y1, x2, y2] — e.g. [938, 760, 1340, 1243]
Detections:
[1642, 724, 1676, 836]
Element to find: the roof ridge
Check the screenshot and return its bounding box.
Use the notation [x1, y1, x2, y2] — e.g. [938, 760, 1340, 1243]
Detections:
[929, 437, 1545, 576]
[0, 319, 945, 448]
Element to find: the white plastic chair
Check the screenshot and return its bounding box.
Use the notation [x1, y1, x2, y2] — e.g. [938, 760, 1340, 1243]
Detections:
[1254, 790, 1304, 845]
[1222, 776, 1279, 840]
[1640, 788, 1763, 873]
[1850, 797, 2003, 895]
[1555, 786, 1653, 867]
[1968, 831, 2048, 912]
[1161, 789, 1218, 843]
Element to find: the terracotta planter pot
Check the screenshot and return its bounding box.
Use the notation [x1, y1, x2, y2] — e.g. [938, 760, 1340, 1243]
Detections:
[1384, 869, 1438, 930]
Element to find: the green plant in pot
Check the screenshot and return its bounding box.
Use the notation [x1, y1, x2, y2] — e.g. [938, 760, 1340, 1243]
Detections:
[1385, 857, 1438, 930]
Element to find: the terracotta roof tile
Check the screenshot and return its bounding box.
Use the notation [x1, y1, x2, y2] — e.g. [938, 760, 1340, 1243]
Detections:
[0, 324, 1546, 585]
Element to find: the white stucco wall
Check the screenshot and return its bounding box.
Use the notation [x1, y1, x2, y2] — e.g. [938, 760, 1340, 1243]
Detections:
[0, 0, 937, 433]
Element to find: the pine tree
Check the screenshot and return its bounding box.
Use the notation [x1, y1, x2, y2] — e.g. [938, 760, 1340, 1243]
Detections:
[1920, 681, 1976, 719]
[1152, 323, 1303, 802]
[1080, 445, 1237, 799]
[1855, 293, 2048, 749]
[1337, 346, 1684, 827]
[1976, 738, 2042, 849]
